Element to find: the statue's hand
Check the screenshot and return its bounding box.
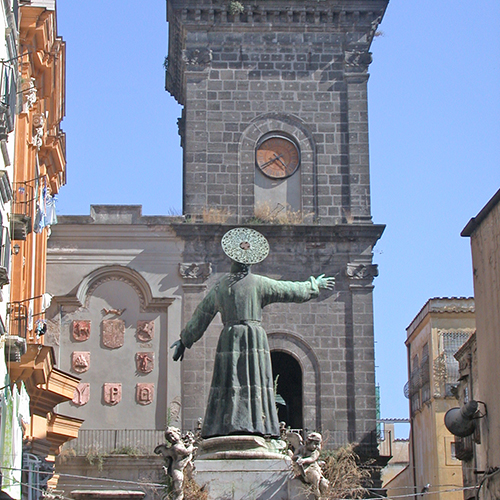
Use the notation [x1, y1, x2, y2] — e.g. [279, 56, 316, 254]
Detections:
[316, 274, 335, 290]
[171, 339, 186, 361]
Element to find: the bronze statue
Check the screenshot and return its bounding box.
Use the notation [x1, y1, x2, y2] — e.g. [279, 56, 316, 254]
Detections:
[171, 228, 335, 439]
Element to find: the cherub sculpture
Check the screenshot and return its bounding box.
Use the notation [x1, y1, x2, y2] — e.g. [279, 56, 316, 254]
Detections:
[154, 427, 196, 500]
[286, 431, 329, 499]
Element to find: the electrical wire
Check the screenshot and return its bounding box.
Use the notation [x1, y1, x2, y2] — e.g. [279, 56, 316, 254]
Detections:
[476, 467, 500, 500]
[0, 465, 483, 500]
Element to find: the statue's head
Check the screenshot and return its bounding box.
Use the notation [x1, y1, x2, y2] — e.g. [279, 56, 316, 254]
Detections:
[165, 426, 181, 443]
[306, 432, 323, 451]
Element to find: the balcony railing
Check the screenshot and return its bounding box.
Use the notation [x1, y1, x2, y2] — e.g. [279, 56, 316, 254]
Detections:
[64, 429, 166, 456]
[11, 181, 35, 240]
[8, 301, 27, 338]
[455, 435, 474, 461]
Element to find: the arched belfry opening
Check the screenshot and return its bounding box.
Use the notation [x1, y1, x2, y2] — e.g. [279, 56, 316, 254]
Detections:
[271, 351, 303, 429]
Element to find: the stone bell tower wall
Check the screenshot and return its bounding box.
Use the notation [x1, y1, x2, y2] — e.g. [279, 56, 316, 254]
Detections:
[166, 0, 388, 225]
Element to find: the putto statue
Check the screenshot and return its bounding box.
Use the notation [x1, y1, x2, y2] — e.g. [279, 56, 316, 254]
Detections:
[287, 431, 329, 499]
[154, 427, 196, 500]
[171, 227, 335, 439]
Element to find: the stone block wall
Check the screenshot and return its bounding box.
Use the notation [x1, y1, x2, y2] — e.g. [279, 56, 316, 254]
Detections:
[167, 0, 388, 224]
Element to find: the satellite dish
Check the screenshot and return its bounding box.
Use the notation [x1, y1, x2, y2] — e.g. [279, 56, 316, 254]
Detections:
[444, 400, 478, 437]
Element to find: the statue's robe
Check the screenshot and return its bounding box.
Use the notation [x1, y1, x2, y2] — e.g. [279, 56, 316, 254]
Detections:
[181, 272, 320, 438]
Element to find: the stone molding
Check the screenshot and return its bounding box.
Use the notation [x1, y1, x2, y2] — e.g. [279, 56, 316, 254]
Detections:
[52, 265, 175, 313]
[179, 262, 212, 281]
[170, 2, 387, 29]
[166, 0, 388, 104]
[346, 263, 378, 281]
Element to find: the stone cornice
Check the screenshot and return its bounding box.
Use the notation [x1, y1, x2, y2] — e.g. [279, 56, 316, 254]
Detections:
[172, 222, 385, 245]
[166, 0, 388, 104]
[406, 297, 475, 337]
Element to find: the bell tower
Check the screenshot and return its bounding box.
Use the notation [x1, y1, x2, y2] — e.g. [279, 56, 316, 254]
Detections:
[167, 0, 388, 224]
[167, 0, 388, 459]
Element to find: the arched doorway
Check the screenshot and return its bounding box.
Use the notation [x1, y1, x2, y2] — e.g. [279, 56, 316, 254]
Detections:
[271, 351, 303, 429]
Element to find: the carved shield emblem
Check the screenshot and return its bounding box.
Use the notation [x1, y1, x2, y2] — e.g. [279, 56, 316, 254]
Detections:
[73, 383, 90, 406]
[136, 352, 154, 374]
[136, 320, 154, 342]
[72, 351, 90, 373]
[136, 383, 154, 405]
[103, 383, 122, 405]
[102, 319, 125, 349]
[73, 320, 91, 342]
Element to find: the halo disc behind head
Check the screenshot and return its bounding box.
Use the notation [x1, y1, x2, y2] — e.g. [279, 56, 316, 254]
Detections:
[221, 227, 269, 265]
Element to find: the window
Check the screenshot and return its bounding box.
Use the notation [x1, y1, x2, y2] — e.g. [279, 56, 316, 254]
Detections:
[442, 332, 470, 396]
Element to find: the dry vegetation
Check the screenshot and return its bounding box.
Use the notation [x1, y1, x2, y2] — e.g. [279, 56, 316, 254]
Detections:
[320, 444, 372, 499]
[252, 202, 314, 225]
[182, 477, 209, 500]
[185, 206, 232, 224]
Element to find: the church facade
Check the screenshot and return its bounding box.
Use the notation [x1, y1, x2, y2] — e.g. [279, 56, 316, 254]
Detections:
[46, 1, 388, 482]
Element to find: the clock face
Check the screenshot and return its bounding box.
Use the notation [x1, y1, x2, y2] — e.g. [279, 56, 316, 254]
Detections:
[256, 136, 300, 179]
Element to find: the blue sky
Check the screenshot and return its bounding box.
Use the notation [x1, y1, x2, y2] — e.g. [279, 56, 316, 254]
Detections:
[56, 1, 500, 429]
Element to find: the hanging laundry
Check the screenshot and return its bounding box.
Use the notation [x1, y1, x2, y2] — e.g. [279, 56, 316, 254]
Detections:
[45, 195, 58, 226]
[33, 203, 43, 233]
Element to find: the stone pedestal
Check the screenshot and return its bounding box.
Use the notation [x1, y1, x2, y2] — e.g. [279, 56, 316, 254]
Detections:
[195, 458, 291, 500]
[194, 436, 296, 499]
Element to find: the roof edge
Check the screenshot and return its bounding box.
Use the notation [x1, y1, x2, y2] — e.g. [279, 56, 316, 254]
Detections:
[461, 188, 500, 237]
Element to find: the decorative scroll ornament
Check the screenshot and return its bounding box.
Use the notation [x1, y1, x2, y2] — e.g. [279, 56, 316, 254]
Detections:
[179, 262, 212, 280]
[346, 263, 379, 280]
[221, 227, 269, 265]
[73, 383, 90, 406]
[73, 320, 91, 342]
[345, 50, 372, 70]
[24, 77, 37, 111]
[103, 383, 122, 405]
[182, 47, 212, 66]
[72, 351, 90, 373]
[32, 113, 45, 149]
[136, 383, 154, 405]
[102, 319, 125, 349]
[136, 320, 154, 342]
[136, 352, 154, 374]
[102, 307, 126, 316]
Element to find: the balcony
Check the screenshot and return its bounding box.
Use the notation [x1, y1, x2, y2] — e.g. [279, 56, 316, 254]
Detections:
[8, 300, 28, 338]
[11, 181, 35, 240]
[455, 435, 474, 461]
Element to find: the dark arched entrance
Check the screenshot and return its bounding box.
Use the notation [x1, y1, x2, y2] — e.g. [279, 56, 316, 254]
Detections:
[271, 351, 303, 429]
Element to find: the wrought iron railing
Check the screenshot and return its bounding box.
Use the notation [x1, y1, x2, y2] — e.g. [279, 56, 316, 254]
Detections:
[65, 428, 380, 457]
[455, 435, 474, 461]
[64, 429, 166, 456]
[12, 181, 35, 220]
[8, 300, 27, 338]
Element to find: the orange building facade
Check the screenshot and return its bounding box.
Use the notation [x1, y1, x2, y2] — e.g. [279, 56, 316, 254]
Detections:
[1, 1, 81, 498]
